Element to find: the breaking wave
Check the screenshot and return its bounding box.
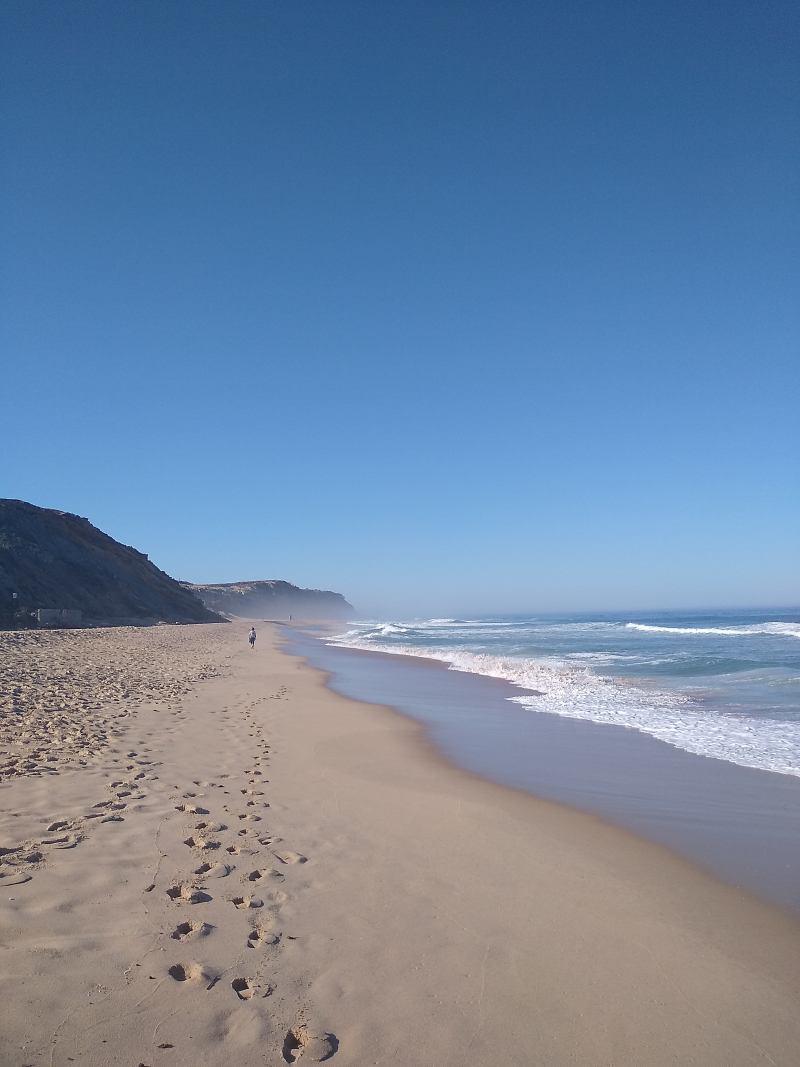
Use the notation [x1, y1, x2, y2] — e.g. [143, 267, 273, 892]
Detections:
[626, 622, 800, 639]
[328, 620, 800, 777]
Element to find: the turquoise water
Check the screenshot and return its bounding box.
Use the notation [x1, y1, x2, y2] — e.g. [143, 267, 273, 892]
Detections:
[327, 609, 800, 777]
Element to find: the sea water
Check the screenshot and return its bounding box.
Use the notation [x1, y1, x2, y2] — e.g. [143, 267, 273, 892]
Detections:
[326, 609, 800, 778]
[286, 608, 800, 908]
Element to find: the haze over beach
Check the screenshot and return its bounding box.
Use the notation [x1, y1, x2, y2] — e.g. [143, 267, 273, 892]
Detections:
[2, 2, 800, 1065]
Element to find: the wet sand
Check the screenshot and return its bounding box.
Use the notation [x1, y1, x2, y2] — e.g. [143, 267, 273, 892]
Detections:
[2, 622, 800, 1066]
[286, 633, 800, 911]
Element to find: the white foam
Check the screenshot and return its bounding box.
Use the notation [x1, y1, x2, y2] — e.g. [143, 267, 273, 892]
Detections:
[626, 622, 800, 639]
[565, 652, 639, 662]
[327, 631, 800, 778]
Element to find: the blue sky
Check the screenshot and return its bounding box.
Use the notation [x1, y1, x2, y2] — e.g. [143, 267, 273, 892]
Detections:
[2, 0, 798, 617]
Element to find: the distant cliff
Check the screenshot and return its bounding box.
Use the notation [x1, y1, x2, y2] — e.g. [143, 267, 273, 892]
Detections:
[0, 499, 223, 626]
[183, 580, 356, 621]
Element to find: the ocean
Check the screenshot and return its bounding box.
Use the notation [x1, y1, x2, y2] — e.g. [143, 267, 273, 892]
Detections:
[325, 609, 800, 778]
[285, 608, 800, 910]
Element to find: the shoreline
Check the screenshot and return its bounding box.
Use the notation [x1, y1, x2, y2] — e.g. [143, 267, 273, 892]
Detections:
[284, 626, 800, 913]
[305, 613, 800, 779]
[2, 622, 800, 1065]
[271, 626, 800, 1065]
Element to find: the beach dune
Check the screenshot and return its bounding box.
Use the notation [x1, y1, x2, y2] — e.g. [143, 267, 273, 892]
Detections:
[1, 622, 799, 1066]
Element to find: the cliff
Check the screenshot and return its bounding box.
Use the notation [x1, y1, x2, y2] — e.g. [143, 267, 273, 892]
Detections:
[0, 500, 223, 626]
[182, 580, 356, 621]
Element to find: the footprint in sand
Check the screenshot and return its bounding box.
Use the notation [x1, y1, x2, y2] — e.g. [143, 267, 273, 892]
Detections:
[0, 872, 32, 886]
[183, 836, 221, 850]
[273, 851, 306, 865]
[227, 895, 264, 910]
[231, 977, 254, 999]
[194, 861, 232, 878]
[282, 1026, 338, 1063]
[247, 868, 284, 883]
[170, 920, 211, 940]
[13, 850, 43, 864]
[168, 961, 215, 984]
[166, 884, 210, 904]
[247, 927, 280, 948]
[175, 804, 209, 815]
[55, 835, 81, 848]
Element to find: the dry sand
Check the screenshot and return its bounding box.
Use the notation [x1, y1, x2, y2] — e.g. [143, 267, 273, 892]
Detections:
[1, 621, 799, 1067]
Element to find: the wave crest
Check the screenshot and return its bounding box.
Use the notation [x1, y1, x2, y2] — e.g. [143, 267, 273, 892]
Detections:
[327, 630, 800, 777]
[626, 622, 800, 639]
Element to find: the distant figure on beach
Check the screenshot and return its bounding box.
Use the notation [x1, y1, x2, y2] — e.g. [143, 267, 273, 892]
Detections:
[249, 627, 256, 648]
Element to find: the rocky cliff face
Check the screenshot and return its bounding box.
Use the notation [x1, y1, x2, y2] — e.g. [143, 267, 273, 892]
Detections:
[182, 580, 356, 621]
[0, 500, 223, 626]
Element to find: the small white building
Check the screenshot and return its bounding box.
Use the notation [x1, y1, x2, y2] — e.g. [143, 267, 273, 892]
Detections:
[36, 608, 82, 627]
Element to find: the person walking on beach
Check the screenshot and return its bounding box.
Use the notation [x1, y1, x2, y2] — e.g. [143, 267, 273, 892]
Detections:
[249, 627, 256, 649]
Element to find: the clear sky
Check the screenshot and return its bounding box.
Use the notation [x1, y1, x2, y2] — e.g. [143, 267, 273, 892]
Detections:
[2, 0, 798, 618]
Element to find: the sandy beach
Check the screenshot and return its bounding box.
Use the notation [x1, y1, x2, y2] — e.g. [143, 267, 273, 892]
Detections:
[2, 622, 800, 1067]
[288, 632, 800, 912]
